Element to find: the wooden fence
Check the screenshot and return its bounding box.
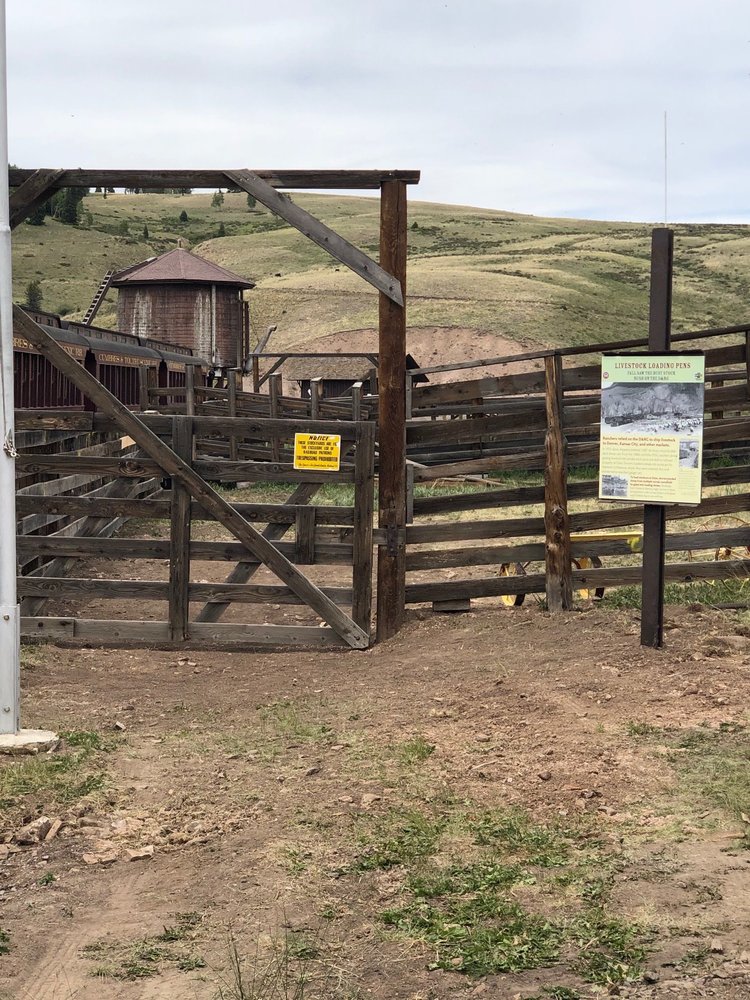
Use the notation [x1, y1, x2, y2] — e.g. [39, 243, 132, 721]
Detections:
[15, 411, 376, 649]
[401, 324, 750, 610]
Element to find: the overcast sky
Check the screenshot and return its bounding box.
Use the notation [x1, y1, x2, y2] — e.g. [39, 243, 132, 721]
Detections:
[6, 0, 750, 223]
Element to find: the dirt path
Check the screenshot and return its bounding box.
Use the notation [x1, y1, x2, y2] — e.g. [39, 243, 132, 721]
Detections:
[3, 605, 750, 999]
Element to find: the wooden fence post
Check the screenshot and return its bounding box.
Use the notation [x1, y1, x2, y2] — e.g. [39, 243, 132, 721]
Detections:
[544, 353, 572, 611]
[641, 227, 673, 648]
[227, 369, 238, 461]
[268, 372, 281, 461]
[310, 377, 322, 420]
[185, 364, 196, 417]
[352, 421, 376, 637]
[138, 366, 154, 411]
[376, 179, 407, 641]
[351, 381, 362, 422]
[169, 416, 193, 641]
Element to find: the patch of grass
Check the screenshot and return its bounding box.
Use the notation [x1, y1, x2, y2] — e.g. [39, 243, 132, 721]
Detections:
[351, 808, 447, 872]
[601, 576, 750, 610]
[522, 988, 581, 1000]
[623, 721, 750, 837]
[37, 871, 56, 886]
[627, 721, 663, 737]
[82, 916, 205, 981]
[0, 729, 114, 813]
[216, 925, 359, 1000]
[469, 808, 575, 867]
[355, 806, 645, 983]
[570, 912, 646, 985]
[396, 736, 435, 765]
[257, 700, 334, 745]
[0, 930, 9, 955]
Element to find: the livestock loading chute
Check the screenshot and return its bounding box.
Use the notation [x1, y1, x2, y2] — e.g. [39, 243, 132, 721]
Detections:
[601, 381, 704, 432]
[13, 309, 207, 410]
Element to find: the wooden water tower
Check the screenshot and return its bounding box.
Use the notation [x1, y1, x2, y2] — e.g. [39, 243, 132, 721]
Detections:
[111, 248, 255, 369]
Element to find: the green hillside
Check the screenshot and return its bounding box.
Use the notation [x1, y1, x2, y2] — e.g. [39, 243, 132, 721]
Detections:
[11, 188, 750, 356]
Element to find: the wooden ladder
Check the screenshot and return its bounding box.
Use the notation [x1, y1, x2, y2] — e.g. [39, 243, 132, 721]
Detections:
[81, 269, 115, 326]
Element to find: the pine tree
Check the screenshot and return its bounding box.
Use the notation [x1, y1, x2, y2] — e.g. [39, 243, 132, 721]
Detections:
[179, 210, 189, 223]
[246, 194, 257, 210]
[26, 203, 47, 226]
[218, 222, 226, 237]
[142, 224, 149, 239]
[25, 279, 42, 310]
[211, 190, 224, 209]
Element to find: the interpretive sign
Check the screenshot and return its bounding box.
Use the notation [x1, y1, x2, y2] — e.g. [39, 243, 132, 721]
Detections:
[293, 432, 342, 471]
[599, 353, 705, 505]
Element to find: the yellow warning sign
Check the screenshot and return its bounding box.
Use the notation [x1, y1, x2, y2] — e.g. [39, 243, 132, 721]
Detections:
[293, 433, 342, 471]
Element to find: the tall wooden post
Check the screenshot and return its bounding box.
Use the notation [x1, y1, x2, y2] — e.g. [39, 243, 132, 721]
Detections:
[376, 180, 407, 641]
[227, 368, 238, 461]
[641, 228, 673, 648]
[169, 416, 193, 641]
[544, 353, 572, 611]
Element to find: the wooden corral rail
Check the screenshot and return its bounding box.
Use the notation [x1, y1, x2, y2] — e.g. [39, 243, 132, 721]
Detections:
[402, 324, 750, 611]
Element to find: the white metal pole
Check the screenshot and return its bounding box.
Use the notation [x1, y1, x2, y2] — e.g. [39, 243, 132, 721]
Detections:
[0, 0, 20, 736]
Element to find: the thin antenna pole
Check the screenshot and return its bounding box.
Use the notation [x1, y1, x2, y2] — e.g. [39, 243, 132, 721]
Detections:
[664, 111, 667, 226]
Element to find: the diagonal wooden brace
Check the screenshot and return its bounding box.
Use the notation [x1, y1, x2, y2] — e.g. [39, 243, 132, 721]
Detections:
[9, 168, 66, 230]
[224, 169, 403, 306]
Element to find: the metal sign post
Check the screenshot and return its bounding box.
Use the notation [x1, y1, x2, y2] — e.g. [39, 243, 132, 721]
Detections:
[0, 0, 20, 734]
[641, 228, 674, 648]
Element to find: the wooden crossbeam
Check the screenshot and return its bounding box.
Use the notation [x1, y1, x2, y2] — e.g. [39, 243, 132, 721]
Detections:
[8, 168, 420, 191]
[9, 168, 65, 229]
[225, 169, 403, 306]
[12, 306, 369, 649]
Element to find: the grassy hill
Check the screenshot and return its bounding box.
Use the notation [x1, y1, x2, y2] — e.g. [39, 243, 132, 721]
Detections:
[11, 189, 750, 360]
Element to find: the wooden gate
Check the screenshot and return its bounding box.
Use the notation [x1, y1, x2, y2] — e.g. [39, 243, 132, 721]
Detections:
[14, 308, 375, 650]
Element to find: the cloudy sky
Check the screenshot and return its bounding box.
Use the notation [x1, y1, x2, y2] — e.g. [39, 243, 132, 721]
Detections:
[6, 0, 750, 223]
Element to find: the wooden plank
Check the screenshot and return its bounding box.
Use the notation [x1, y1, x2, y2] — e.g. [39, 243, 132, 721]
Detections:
[16, 495, 171, 519]
[187, 623, 350, 647]
[169, 417, 192, 640]
[9, 167, 65, 228]
[294, 507, 316, 564]
[14, 410, 94, 431]
[21, 616, 351, 648]
[9, 168, 421, 191]
[13, 306, 370, 649]
[352, 422, 375, 636]
[544, 354, 572, 611]
[188, 582, 352, 604]
[16, 455, 163, 477]
[376, 179, 408, 640]
[225, 169, 404, 306]
[18, 578, 169, 600]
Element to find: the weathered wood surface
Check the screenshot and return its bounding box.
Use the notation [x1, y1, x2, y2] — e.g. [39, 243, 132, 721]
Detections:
[169, 418, 192, 640]
[9, 167, 66, 228]
[17, 577, 354, 606]
[17, 535, 353, 564]
[9, 168, 421, 191]
[194, 481, 321, 623]
[225, 169, 404, 306]
[376, 179, 408, 641]
[352, 422, 376, 635]
[405, 557, 750, 604]
[14, 308, 370, 648]
[17, 453, 356, 484]
[20, 617, 351, 648]
[544, 355, 572, 610]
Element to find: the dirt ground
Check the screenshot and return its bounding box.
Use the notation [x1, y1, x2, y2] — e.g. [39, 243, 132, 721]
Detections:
[3, 604, 750, 1000]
